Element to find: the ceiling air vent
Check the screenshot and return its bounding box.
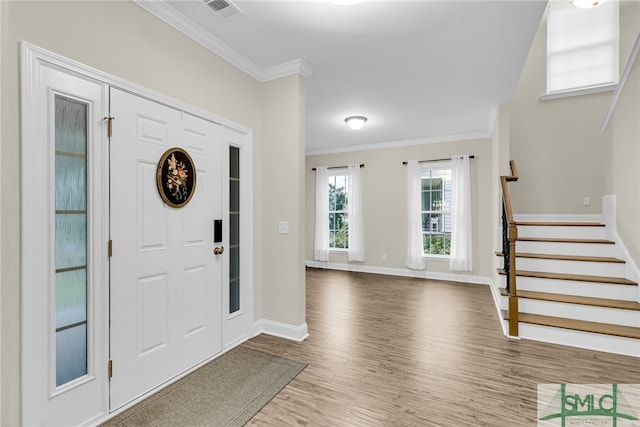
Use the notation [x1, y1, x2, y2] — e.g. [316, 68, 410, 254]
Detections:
[204, 0, 244, 20]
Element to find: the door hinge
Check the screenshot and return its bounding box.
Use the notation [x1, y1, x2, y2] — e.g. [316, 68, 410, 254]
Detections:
[104, 116, 115, 138]
[108, 359, 113, 379]
[108, 240, 113, 257]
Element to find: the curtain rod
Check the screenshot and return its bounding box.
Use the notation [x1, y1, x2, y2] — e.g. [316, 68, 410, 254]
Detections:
[402, 155, 475, 165]
[312, 164, 365, 171]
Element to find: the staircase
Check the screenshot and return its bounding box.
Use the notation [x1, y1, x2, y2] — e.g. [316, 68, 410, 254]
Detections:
[495, 220, 640, 357]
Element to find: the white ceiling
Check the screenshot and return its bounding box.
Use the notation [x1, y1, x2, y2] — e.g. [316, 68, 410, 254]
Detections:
[136, 0, 547, 154]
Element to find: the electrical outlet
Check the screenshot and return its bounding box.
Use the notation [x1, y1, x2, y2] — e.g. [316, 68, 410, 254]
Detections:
[583, 197, 591, 206]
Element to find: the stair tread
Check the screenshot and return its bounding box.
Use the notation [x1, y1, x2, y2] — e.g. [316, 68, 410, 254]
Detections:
[495, 252, 625, 263]
[497, 268, 638, 286]
[515, 221, 605, 227]
[501, 311, 640, 339]
[517, 237, 615, 244]
[499, 287, 640, 310]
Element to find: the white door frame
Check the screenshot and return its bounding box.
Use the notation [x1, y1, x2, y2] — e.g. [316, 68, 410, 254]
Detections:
[20, 42, 254, 426]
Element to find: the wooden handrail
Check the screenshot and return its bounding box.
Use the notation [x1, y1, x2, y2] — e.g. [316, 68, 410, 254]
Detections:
[500, 160, 519, 337]
[500, 160, 519, 222]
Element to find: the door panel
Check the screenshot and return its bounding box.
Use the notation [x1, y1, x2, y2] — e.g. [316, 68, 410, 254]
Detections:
[109, 89, 223, 410]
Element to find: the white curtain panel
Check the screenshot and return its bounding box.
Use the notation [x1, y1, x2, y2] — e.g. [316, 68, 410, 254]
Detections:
[314, 166, 329, 261]
[449, 155, 473, 272]
[406, 160, 425, 270]
[347, 164, 365, 262]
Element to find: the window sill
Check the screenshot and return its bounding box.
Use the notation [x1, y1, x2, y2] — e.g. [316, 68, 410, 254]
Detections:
[329, 248, 348, 253]
[423, 254, 449, 261]
[540, 84, 617, 101]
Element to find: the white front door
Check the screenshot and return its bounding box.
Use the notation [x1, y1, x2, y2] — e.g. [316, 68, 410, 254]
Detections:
[109, 88, 223, 410]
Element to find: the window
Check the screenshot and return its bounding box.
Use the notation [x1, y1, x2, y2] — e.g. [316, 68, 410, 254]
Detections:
[54, 95, 89, 386]
[421, 166, 452, 256]
[328, 173, 348, 249]
[547, 0, 619, 94]
[229, 146, 240, 314]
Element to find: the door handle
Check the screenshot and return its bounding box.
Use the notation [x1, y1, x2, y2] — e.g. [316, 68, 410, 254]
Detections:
[213, 246, 224, 255]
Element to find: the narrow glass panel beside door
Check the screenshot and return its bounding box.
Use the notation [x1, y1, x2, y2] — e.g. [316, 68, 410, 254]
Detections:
[229, 147, 240, 314]
[54, 96, 88, 387]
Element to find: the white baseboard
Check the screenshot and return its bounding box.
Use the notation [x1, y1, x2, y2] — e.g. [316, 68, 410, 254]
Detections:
[253, 319, 309, 342]
[613, 230, 640, 288]
[488, 280, 508, 336]
[305, 260, 492, 286]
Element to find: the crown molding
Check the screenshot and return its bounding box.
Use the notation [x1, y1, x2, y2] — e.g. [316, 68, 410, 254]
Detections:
[305, 130, 493, 156]
[262, 58, 314, 81]
[132, 0, 313, 82]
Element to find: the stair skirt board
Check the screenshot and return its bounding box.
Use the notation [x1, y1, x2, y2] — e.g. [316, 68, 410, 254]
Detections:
[518, 323, 640, 357]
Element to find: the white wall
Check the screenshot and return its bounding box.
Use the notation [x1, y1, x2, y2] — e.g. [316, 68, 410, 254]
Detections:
[1, 1, 306, 424]
[261, 76, 307, 326]
[306, 137, 494, 282]
[509, 7, 610, 215]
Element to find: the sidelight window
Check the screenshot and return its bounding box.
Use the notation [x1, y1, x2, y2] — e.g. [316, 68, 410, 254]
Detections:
[54, 95, 89, 386]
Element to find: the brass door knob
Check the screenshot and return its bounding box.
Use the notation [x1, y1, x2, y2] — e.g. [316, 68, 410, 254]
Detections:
[214, 246, 224, 255]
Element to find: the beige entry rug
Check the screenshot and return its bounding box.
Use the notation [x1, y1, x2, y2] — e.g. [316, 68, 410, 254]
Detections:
[101, 346, 306, 427]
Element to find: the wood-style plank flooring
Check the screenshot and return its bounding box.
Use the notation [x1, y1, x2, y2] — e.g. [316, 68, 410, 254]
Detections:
[243, 268, 640, 426]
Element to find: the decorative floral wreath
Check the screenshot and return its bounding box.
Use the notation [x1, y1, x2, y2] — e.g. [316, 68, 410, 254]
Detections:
[156, 148, 196, 208]
[166, 153, 189, 202]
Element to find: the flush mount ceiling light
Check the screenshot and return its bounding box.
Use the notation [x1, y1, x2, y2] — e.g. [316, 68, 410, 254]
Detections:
[345, 116, 367, 130]
[571, 0, 607, 7]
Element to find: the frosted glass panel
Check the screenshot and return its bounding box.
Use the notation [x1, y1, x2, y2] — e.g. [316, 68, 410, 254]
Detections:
[56, 155, 86, 211]
[55, 214, 87, 270]
[230, 146, 239, 179]
[56, 325, 87, 386]
[230, 180, 239, 212]
[230, 279, 240, 313]
[230, 213, 239, 246]
[55, 97, 87, 155]
[54, 95, 88, 387]
[230, 247, 239, 280]
[229, 146, 240, 314]
[56, 269, 87, 329]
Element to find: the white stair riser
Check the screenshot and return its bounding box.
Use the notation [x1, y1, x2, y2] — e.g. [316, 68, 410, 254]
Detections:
[516, 241, 615, 258]
[517, 299, 640, 328]
[515, 257, 625, 277]
[517, 226, 605, 240]
[518, 323, 640, 357]
[503, 276, 639, 301]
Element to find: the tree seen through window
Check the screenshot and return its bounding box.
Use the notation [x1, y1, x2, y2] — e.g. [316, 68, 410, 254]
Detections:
[328, 174, 348, 249]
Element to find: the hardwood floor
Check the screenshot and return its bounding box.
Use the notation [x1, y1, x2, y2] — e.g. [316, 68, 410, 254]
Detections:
[243, 268, 640, 426]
